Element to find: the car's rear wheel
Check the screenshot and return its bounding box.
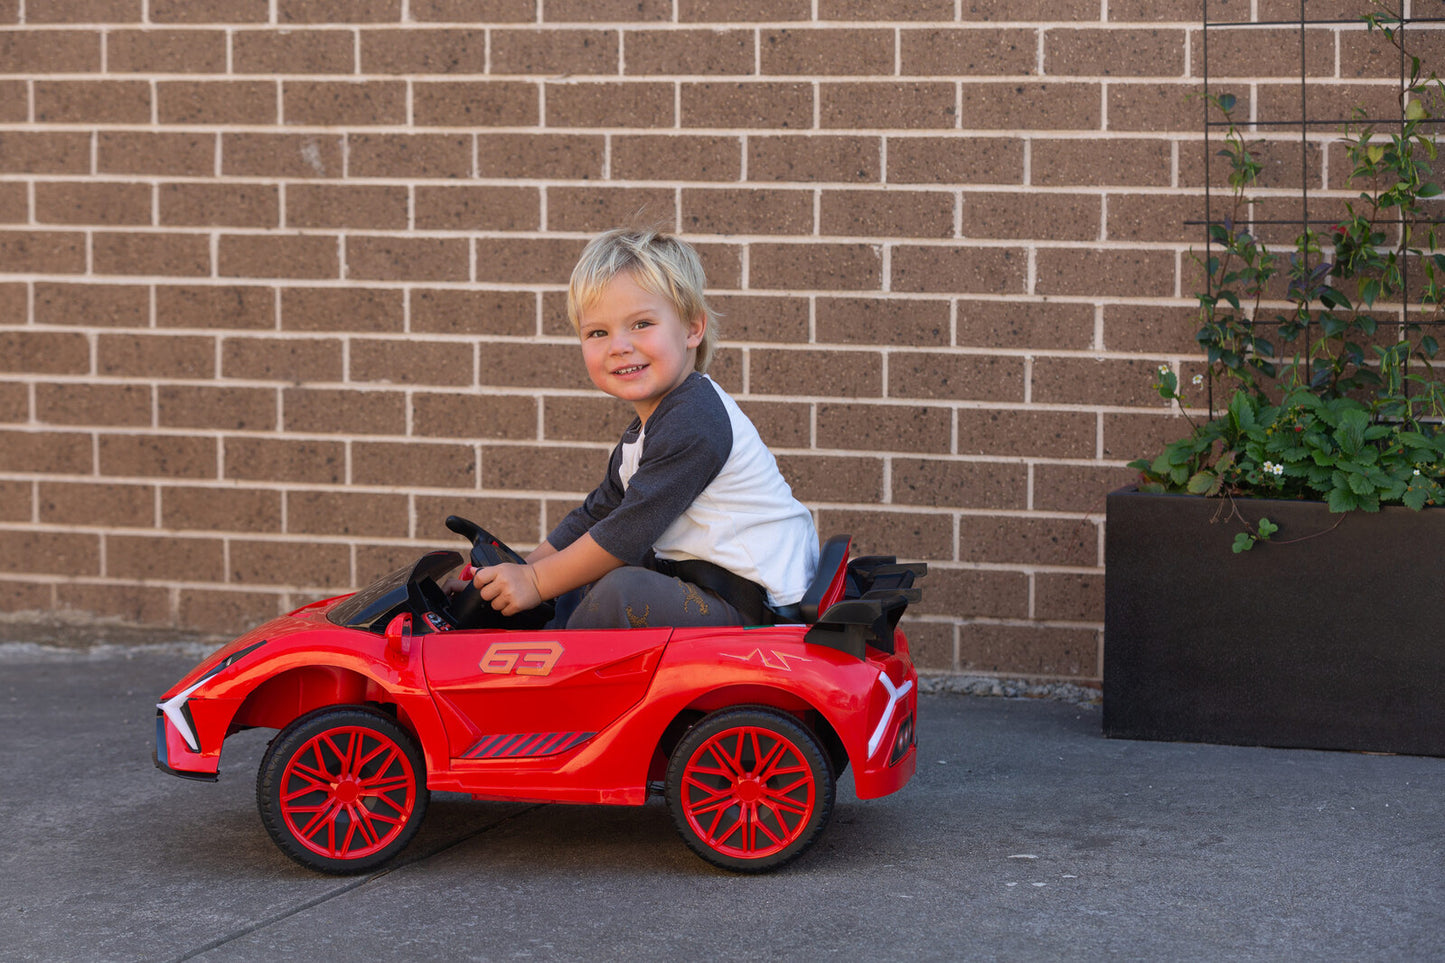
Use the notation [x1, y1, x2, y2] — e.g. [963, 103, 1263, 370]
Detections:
[665, 706, 835, 873]
[257, 707, 428, 875]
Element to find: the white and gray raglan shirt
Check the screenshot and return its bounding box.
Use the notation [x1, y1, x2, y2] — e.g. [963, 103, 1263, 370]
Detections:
[546, 373, 819, 607]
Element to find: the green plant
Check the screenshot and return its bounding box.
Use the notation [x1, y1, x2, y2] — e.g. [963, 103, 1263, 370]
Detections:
[1132, 11, 1445, 533]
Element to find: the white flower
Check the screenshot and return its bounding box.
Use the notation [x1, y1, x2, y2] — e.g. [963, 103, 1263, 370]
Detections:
[1191, 374, 1204, 386]
[1157, 364, 1170, 375]
[1263, 461, 1284, 477]
[1414, 469, 1422, 476]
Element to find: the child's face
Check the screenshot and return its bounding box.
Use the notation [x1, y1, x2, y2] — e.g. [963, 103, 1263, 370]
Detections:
[577, 270, 705, 424]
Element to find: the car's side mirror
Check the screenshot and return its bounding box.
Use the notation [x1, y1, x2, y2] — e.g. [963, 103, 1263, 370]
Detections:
[385, 612, 413, 657]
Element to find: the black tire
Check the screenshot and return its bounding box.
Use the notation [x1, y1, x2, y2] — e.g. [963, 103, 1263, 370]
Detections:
[257, 707, 429, 875]
[665, 706, 835, 873]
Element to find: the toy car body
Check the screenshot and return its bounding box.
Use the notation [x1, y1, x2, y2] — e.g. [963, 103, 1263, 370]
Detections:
[154, 518, 924, 873]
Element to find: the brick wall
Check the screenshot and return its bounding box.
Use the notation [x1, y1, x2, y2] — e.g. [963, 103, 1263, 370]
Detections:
[0, 2, 1415, 684]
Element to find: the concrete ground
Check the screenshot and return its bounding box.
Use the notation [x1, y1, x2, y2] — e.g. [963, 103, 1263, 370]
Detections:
[2, 642, 1441, 962]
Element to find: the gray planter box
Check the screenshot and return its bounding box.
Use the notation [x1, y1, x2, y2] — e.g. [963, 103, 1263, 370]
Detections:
[1104, 487, 1445, 756]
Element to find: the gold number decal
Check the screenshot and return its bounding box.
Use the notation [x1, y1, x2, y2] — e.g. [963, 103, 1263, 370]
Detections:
[479, 641, 564, 677]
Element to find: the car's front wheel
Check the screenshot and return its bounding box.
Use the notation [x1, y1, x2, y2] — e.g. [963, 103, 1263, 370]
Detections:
[257, 707, 428, 874]
[665, 706, 835, 873]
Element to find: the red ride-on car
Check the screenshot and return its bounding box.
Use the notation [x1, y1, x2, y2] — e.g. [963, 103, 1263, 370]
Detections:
[154, 517, 925, 874]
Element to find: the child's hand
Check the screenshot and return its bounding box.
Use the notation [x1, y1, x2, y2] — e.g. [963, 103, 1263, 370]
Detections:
[473, 563, 543, 616]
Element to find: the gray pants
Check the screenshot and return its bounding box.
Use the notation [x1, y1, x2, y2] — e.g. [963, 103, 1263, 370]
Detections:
[561, 566, 746, 630]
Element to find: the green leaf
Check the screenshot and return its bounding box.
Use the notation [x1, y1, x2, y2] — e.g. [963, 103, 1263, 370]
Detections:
[1256, 517, 1279, 538]
[1186, 471, 1216, 494]
[1232, 532, 1255, 553]
[1404, 486, 1429, 510]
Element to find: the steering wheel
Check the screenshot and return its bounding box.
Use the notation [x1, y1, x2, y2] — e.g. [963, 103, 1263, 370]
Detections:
[443, 515, 555, 629]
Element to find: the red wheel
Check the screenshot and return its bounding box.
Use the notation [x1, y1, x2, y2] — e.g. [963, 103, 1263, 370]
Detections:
[666, 707, 835, 873]
[257, 708, 428, 874]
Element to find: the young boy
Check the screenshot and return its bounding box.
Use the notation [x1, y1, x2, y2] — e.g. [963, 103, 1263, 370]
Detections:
[465, 227, 818, 629]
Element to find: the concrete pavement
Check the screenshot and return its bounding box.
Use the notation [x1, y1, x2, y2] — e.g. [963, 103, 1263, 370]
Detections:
[2, 642, 1442, 962]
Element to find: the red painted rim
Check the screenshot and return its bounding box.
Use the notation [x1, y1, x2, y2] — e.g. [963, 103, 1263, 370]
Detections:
[679, 725, 816, 860]
[278, 725, 419, 861]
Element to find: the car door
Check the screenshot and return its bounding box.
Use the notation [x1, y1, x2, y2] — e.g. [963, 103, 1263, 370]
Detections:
[421, 627, 671, 761]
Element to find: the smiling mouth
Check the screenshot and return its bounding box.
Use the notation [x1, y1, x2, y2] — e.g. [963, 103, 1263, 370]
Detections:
[613, 364, 648, 376]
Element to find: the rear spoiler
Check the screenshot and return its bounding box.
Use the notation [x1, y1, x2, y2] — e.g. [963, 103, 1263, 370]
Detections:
[805, 556, 928, 659]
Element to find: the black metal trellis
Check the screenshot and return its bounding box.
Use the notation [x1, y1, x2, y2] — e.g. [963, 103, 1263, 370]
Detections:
[1196, 1, 1445, 415]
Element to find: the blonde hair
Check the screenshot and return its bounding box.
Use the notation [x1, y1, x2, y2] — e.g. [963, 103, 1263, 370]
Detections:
[567, 228, 720, 373]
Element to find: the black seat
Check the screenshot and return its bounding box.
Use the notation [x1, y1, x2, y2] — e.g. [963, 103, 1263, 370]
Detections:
[786, 534, 851, 624]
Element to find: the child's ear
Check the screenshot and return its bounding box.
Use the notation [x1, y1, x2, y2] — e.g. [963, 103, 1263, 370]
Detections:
[685, 314, 706, 348]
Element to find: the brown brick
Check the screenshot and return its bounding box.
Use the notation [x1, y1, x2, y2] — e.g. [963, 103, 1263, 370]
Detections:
[99, 132, 215, 177]
[416, 496, 544, 550]
[229, 538, 352, 589]
[814, 296, 948, 346]
[682, 188, 812, 236]
[36, 383, 150, 426]
[1106, 83, 1199, 133]
[0, 80, 20, 122]
[482, 442, 595, 493]
[749, 242, 881, 291]
[957, 299, 1094, 350]
[959, 514, 1098, 567]
[33, 181, 147, 227]
[412, 289, 535, 337]
[1033, 462, 1137, 514]
[283, 287, 402, 333]
[98, 333, 215, 378]
[963, 192, 1099, 241]
[901, 620, 954, 672]
[892, 457, 1026, 510]
[892, 244, 1026, 295]
[0, 132, 91, 174]
[352, 440, 476, 488]
[751, 347, 882, 398]
[219, 234, 338, 280]
[0, 29, 101, 72]
[1100, 303, 1198, 354]
[287, 184, 407, 230]
[911, 567, 1028, 620]
[702, 244, 751, 291]
[222, 336, 344, 383]
[0, 530, 100, 576]
[707, 294, 807, 344]
[0, 231, 86, 274]
[360, 27, 487, 73]
[158, 385, 276, 431]
[414, 392, 538, 441]
[411, 0, 535, 21]
[679, 0, 809, 21]
[1048, 28, 1186, 78]
[161, 486, 281, 533]
[288, 490, 409, 537]
[34, 80, 149, 123]
[958, 408, 1095, 458]
[350, 337, 474, 386]
[33, 283, 144, 328]
[958, 623, 1098, 679]
[153, 0, 268, 22]
[414, 185, 539, 232]
[1193, 28, 1333, 81]
[1031, 357, 1161, 408]
[156, 285, 274, 330]
[178, 589, 285, 634]
[1034, 248, 1176, 299]
[747, 135, 877, 182]
[158, 80, 276, 125]
[822, 82, 958, 130]
[776, 453, 883, 504]
[547, 186, 674, 234]
[1103, 410, 1193, 462]
[540, 395, 629, 443]
[348, 133, 472, 179]
[544, 81, 674, 128]
[682, 82, 813, 129]
[93, 232, 210, 277]
[624, 28, 753, 75]
[548, 0, 669, 19]
[1108, 0, 1201, 19]
[1032, 137, 1171, 187]
[902, 28, 1037, 75]
[277, 0, 398, 22]
[107, 29, 227, 73]
[1256, 82, 1401, 130]
[613, 134, 741, 182]
[0, 180, 23, 222]
[822, 0, 950, 16]
[224, 438, 346, 484]
[474, 342, 591, 391]
[821, 189, 954, 239]
[891, 352, 1025, 403]
[282, 81, 406, 126]
[814, 508, 952, 561]
[26, 0, 143, 21]
[283, 387, 406, 435]
[734, 399, 809, 448]
[223, 133, 345, 179]
[413, 81, 539, 127]
[233, 28, 356, 74]
[962, 0, 1098, 19]
[159, 183, 279, 228]
[55, 583, 173, 627]
[475, 237, 588, 285]
[0, 331, 87, 376]
[761, 28, 892, 75]
[346, 235, 468, 282]
[477, 133, 604, 180]
[960, 82, 1099, 131]
[99, 434, 217, 480]
[887, 136, 1023, 185]
[1106, 192, 1199, 244]
[491, 28, 618, 75]
[815, 402, 950, 454]
[1034, 570, 1104, 623]
[0, 429, 88, 474]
